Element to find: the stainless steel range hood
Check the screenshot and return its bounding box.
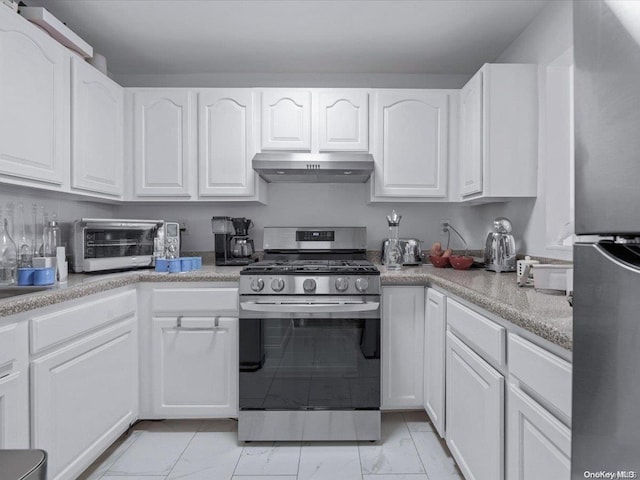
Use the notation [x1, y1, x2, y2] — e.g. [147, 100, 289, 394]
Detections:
[252, 152, 374, 183]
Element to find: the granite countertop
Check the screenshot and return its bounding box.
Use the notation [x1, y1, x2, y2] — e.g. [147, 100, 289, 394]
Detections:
[379, 263, 573, 351]
[0, 262, 572, 350]
[0, 265, 243, 317]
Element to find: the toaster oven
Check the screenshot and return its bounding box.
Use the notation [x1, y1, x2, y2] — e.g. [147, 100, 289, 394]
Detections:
[70, 219, 180, 273]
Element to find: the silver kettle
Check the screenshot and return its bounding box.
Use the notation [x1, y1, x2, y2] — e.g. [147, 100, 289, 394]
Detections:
[484, 217, 516, 272]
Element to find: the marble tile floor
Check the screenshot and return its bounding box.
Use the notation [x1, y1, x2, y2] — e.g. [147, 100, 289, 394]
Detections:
[77, 412, 463, 480]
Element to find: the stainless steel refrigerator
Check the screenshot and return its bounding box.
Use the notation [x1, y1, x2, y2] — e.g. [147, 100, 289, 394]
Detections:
[573, 1, 640, 478]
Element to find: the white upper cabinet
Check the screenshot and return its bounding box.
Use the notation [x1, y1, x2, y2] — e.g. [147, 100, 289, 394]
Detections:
[317, 91, 368, 151]
[459, 63, 538, 202]
[0, 7, 67, 186]
[133, 90, 195, 197]
[371, 90, 449, 198]
[198, 89, 255, 197]
[71, 57, 124, 197]
[460, 70, 483, 196]
[261, 89, 312, 150]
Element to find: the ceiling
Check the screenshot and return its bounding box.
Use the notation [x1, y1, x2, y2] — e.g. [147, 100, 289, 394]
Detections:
[26, 0, 549, 76]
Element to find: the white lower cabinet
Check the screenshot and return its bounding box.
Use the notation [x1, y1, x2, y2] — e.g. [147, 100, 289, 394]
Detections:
[151, 316, 238, 417]
[507, 384, 571, 480]
[0, 322, 29, 448]
[31, 317, 137, 480]
[423, 288, 446, 437]
[446, 330, 504, 480]
[382, 286, 424, 409]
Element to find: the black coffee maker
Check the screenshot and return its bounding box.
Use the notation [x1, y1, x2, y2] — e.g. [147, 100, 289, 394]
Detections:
[211, 216, 255, 266]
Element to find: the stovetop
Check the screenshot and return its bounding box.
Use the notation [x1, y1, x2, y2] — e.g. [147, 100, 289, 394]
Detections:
[240, 259, 379, 275]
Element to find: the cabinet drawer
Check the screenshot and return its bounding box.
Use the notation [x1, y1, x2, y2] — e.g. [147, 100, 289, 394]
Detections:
[152, 287, 238, 315]
[31, 290, 136, 354]
[447, 298, 505, 366]
[508, 334, 572, 419]
[0, 324, 18, 368]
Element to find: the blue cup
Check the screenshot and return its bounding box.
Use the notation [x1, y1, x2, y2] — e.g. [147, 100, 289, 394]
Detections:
[189, 257, 199, 270]
[33, 267, 55, 286]
[168, 259, 181, 273]
[155, 258, 168, 272]
[180, 257, 192, 272]
[17, 268, 35, 286]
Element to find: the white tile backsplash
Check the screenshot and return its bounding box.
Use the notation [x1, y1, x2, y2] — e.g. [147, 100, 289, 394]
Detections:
[114, 183, 509, 252]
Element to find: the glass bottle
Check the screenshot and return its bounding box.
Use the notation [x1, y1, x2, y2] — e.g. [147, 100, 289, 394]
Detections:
[43, 213, 61, 257]
[32, 204, 40, 259]
[385, 210, 403, 271]
[16, 202, 32, 267]
[0, 206, 18, 286]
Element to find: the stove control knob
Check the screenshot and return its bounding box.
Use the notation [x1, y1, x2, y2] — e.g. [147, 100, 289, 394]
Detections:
[303, 278, 316, 292]
[271, 278, 285, 292]
[250, 278, 265, 292]
[355, 277, 369, 292]
[335, 277, 349, 292]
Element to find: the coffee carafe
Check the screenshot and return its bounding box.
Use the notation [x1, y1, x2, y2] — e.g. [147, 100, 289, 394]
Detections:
[484, 217, 516, 272]
[211, 216, 255, 266]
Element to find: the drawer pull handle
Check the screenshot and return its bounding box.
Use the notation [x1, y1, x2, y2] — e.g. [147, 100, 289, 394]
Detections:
[175, 316, 220, 331]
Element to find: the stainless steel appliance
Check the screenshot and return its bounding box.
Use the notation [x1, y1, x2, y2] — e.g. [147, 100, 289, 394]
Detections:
[484, 217, 516, 272]
[0, 450, 47, 480]
[70, 219, 179, 273]
[381, 238, 423, 265]
[211, 216, 255, 266]
[238, 226, 381, 441]
[252, 152, 375, 183]
[573, 1, 640, 476]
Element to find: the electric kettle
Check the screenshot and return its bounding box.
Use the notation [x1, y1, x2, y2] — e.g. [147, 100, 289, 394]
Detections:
[484, 217, 517, 272]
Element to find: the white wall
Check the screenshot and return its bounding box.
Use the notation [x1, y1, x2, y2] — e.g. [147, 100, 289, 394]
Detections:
[0, 183, 117, 249]
[488, 0, 574, 261]
[115, 183, 507, 253]
[114, 72, 471, 89]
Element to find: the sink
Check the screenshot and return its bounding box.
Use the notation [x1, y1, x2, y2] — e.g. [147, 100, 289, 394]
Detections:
[0, 286, 54, 300]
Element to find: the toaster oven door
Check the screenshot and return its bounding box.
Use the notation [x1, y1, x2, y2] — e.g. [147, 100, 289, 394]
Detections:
[79, 223, 160, 272]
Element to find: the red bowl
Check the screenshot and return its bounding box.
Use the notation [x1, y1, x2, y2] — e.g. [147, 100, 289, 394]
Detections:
[450, 255, 474, 270]
[429, 255, 451, 268]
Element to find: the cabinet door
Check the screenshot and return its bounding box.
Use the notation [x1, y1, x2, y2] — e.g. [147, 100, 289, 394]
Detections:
[152, 317, 238, 417]
[71, 57, 124, 197]
[198, 89, 255, 196]
[261, 90, 311, 150]
[459, 70, 483, 197]
[31, 318, 137, 480]
[0, 8, 67, 185]
[373, 91, 448, 197]
[133, 90, 194, 197]
[507, 384, 571, 480]
[382, 286, 425, 409]
[0, 322, 29, 449]
[446, 330, 504, 480]
[318, 91, 368, 151]
[0, 372, 29, 448]
[423, 288, 446, 437]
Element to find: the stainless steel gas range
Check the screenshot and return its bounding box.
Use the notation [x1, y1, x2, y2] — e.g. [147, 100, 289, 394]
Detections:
[238, 227, 381, 442]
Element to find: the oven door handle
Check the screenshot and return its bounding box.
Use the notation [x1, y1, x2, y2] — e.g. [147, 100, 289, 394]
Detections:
[239, 301, 380, 314]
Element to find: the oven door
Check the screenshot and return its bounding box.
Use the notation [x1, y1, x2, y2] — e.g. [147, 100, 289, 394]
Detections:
[238, 295, 380, 411]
